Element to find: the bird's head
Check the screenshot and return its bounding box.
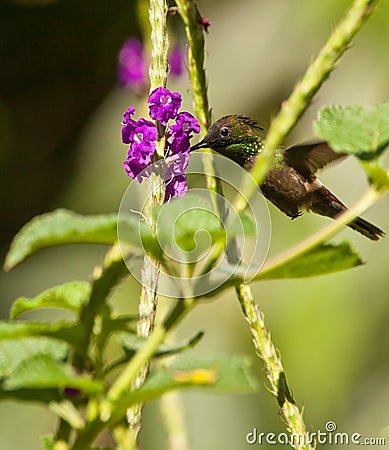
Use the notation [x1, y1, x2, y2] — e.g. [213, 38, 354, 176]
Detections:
[190, 115, 264, 167]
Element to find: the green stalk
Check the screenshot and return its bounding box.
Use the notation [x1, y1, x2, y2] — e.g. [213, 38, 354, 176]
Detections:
[159, 387, 189, 450]
[176, 2, 314, 449]
[106, 296, 194, 405]
[234, 5, 379, 447]
[175, 0, 223, 203]
[177, 2, 381, 450]
[148, 0, 169, 90]
[235, 0, 379, 213]
[237, 284, 314, 450]
[255, 185, 386, 281]
[175, 0, 210, 133]
[126, 0, 170, 442]
[200, 174, 388, 297]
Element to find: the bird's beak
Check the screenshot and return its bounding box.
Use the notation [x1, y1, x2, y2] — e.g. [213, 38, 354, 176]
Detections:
[190, 139, 209, 152]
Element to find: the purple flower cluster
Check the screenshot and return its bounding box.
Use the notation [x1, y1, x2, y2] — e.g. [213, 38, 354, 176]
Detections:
[118, 38, 185, 89]
[118, 37, 145, 87]
[122, 87, 200, 201]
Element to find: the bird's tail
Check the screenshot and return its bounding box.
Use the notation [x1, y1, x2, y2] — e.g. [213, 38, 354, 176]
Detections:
[308, 186, 385, 241]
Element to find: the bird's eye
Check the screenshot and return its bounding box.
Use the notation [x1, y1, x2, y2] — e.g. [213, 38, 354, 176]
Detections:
[220, 127, 230, 137]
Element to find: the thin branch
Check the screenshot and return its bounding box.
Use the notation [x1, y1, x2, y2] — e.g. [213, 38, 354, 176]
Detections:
[160, 391, 190, 450]
[175, 0, 223, 202]
[177, 2, 314, 449]
[126, 0, 170, 441]
[237, 284, 314, 450]
[256, 186, 385, 281]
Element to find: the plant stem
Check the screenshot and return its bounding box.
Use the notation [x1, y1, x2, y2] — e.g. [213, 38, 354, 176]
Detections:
[175, 0, 224, 204]
[178, 3, 380, 450]
[237, 284, 314, 450]
[234, 5, 380, 445]
[108, 323, 168, 402]
[148, 0, 169, 90]
[256, 186, 385, 281]
[176, 2, 312, 448]
[126, 0, 170, 442]
[175, 0, 211, 133]
[126, 262, 160, 440]
[113, 424, 137, 450]
[55, 418, 71, 445]
[235, 0, 379, 213]
[176, 0, 310, 449]
[160, 391, 189, 450]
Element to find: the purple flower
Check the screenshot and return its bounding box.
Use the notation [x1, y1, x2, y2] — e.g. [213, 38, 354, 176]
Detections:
[123, 158, 148, 182]
[118, 39, 185, 90]
[123, 106, 136, 124]
[169, 46, 185, 77]
[118, 38, 145, 87]
[121, 108, 158, 181]
[122, 107, 138, 144]
[122, 117, 157, 164]
[168, 112, 200, 154]
[121, 92, 199, 202]
[164, 174, 188, 202]
[172, 112, 201, 135]
[148, 87, 182, 125]
[163, 153, 190, 201]
[129, 118, 158, 165]
[169, 134, 190, 155]
[165, 153, 189, 176]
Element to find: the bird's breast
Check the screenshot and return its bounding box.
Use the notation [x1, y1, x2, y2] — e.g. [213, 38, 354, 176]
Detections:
[261, 165, 309, 216]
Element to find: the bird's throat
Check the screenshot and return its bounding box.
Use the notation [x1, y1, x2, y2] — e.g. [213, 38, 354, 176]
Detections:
[217, 140, 264, 169]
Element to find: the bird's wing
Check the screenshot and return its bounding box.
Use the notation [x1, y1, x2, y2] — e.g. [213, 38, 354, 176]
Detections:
[284, 141, 347, 180]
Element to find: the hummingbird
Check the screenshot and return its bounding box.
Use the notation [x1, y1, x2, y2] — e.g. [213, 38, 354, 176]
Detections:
[190, 115, 385, 240]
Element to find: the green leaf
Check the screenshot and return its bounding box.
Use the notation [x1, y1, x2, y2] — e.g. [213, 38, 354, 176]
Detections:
[144, 354, 257, 393]
[152, 194, 256, 255]
[0, 338, 73, 405]
[4, 209, 118, 270]
[111, 354, 257, 417]
[227, 210, 257, 236]
[258, 242, 363, 280]
[3, 354, 104, 395]
[0, 387, 61, 404]
[0, 337, 68, 378]
[360, 160, 389, 190]
[0, 321, 86, 349]
[153, 194, 223, 253]
[5, 209, 161, 270]
[11, 281, 91, 319]
[315, 103, 389, 160]
[118, 213, 162, 260]
[117, 331, 204, 359]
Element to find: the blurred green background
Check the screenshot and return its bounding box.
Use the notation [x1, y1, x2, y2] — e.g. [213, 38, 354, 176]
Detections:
[1, 0, 389, 448]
